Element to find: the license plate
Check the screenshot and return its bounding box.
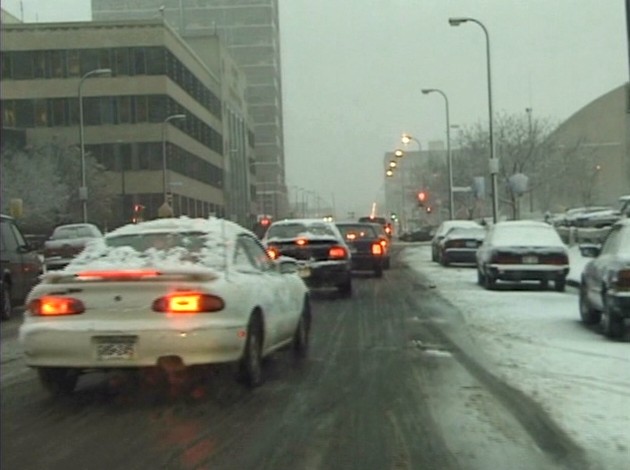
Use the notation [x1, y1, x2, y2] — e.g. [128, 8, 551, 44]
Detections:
[94, 336, 137, 361]
[465, 241, 477, 247]
[522, 255, 538, 264]
[298, 267, 311, 278]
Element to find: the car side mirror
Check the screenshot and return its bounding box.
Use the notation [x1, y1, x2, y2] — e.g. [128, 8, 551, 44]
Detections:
[277, 257, 299, 274]
[578, 243, 600, 258]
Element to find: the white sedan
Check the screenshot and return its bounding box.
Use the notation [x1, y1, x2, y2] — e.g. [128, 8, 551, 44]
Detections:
[19, 217, 311, 395]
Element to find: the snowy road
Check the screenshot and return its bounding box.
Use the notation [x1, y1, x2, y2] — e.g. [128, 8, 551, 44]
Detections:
[403, 244, 630, 470]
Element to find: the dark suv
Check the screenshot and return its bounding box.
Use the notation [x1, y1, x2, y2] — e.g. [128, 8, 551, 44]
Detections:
[1, 214, 43, 320]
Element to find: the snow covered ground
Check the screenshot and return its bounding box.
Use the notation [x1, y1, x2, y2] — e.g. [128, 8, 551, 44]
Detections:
[403, 245, 630, 470]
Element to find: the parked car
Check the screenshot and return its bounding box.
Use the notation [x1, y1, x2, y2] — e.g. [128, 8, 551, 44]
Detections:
[263, 218, 353, 296]
[1, 214, 43, 320]
[336, 222, 387, 277]
[399, 225, 434, 242]
[476, 220, 570, 291]
[431, 220, 482, 262]
[437, 226, 486, 266]
[578, 218, 630, 339]
[20, 216, 311, 395]
[43, 223, 103, 271]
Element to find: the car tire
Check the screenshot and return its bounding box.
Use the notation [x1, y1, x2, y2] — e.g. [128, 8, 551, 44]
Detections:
[238, 314, 264, 388]
[477, 269, 485, 286]
[37, 367, 79, 395]
[602, 297, 624, 340]
[293, 299, 311, 359]
[554, 278, 566, 292]
[1, 282, 12, 321]
[579, 282, 601, 325]
[483, 266, 496, 290]
[338, 278, 353, 297]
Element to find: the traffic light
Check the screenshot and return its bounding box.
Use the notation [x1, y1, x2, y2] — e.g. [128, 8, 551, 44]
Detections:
[132, 204, 145, 223]
[417, 191, 427, 206]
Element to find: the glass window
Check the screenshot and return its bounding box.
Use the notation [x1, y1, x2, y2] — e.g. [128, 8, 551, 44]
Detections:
[12, 52, 33, 80]
[115, 48, 130, 76]
[67, 98, 79, 126]
[132, 48, 146, 75]
[49, 50, 66, 78]
[118, 96, 132, 124]
[33, 51, 47, 79]
[15, 100, 34, 128]
[80, 49, 100, 76]
[67, 50, 81, 77]
[34, 99, 48, 127]
[2, 101, 17, 128]
[100, 97, 116, 125]
[135, 96, 148, 122]
[98, 49, 112, 72]
[1, 219, 19, 252]
[146, 47, 165, 75]
[240, 235, 274, 271]
[148, 95, 165, 123]
[2, 52, 12, 79]
[83, 97, 100, 125]
[50, 98, 66, 126]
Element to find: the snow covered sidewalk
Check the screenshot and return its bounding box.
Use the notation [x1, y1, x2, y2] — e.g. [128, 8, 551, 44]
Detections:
[403, 245, 630, 470]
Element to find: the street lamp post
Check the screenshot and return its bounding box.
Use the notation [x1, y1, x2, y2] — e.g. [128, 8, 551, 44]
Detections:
[78, 67, 111, 223]
[449, 17, 499, 223]
[421, 88, 453, 220]
[162, 114, 187, 204]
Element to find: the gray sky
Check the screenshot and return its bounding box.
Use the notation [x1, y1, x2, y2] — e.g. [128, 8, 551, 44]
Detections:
[5, 0, 628, 217]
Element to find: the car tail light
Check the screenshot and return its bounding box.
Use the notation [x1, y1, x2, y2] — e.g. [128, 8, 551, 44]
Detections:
[371, 243, 383, 255]
[77, 269, 160, 281]
[296, 238, 308, 246]
[152, 293, 225, 313]
[613, 269, 630, 291]
[30, 296, 85, 316]
[446, 240, 464, 248]
[379, 239, 388, 248]
[492, 253, 521, 264]
[545, 255, 569, 265]
[267, 246, 280, 260]
[328, 246, 348, 259]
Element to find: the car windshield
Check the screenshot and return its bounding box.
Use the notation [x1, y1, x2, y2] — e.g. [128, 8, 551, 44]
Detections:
[492, 225, 564, 247]
[265, 222, 336, 240]
[1, 2, 628, 470]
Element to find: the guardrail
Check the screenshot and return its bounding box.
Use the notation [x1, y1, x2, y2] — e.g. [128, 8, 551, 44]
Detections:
[555, 226, 611, 246]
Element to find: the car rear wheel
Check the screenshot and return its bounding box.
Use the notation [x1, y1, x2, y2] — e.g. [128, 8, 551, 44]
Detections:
[554, 278, 566, 292]
[293, 299, 311, 358]
[483, 267, 496, 290]
[579, 282, 601, 325]
[37, 367, 79, 395]
[238, 315, 264, 388]
[602, 297, 624, 340]
[1, 283, 12, 321]
[338, 278, 353, 297]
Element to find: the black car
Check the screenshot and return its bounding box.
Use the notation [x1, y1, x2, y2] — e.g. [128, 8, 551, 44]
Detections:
[358, 216, 393, 239]
[336, 222, 387, 277]
[263, 219, 353, 296]
[1, 214, 43, 320]
[438, 226, 486, 266]
[578, 219, 630, 339]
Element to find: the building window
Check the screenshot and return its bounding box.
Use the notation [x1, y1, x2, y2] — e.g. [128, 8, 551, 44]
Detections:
[135, 96, 148, 122]
[132, 48, 146, 75]
[67, 50, 81, 77]
[33, 51, 47, 79]
[34, 99, 48, 127]
[2, 100, 17, 128]
[99, 97, 116, 125]
[12, 52, 33, 80]
[148, 95, 166, 123]
[2, 53, 12, 79]
[118, 96, 132, 124]
[49, 50, 66, 78]
[80, 49, 100, 76]
[146, 47, 165, 75]
[98, 49, 112, 72]
[50, 98, 66, 126]
[115, 48, 130, 76]
[15, 100, 34, 128]
[83, 97, 100, 125]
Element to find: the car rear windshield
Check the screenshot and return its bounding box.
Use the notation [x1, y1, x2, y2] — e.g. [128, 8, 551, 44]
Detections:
[52, 226, 99, 239]
[492, 225, 564, 247]
[266, 222, 336, 239]
[337, 224, 378, 239]
[105, 231, 207, 252]
[358, 217, 386, 225]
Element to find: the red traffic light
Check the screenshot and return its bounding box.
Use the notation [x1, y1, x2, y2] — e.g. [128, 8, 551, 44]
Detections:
[418, 191, 427, 202]
[260, 218, 271, 226]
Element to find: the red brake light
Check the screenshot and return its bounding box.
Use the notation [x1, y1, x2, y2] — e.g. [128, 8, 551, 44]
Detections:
[371, 243, 383, 255]
[380, 239, 387, 247]
[30, 296, 85, 316]
[152, 293, 224, 313]
[267, 246, 280, 260]
[615, 269, 630, 290]
[328, 246, 348, 259]
[385, 226, 392, 234]
[296, 238, 308, 246]
[77, 270, 160, 281]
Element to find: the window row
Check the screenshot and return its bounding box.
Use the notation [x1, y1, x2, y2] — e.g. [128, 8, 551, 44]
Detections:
[2, 46, 221, 119]
[125, 193, 225, 222]
[88, 141, 224, 189]
[1, 96, 223, 155]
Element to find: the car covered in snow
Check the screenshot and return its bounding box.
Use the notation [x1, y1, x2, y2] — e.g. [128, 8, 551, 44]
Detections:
[43, 223, 103, 271]
[263, 218, 353, 297]
[19, 217, 311, 395]
[431, 220, 482, 263]
[476, 220, 570, 291]
[437, 225, 486, 266]
[578, 218, 630, 339]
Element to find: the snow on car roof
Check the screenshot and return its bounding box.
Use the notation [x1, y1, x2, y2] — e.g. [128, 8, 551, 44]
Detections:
[60, 217, 251, 275]
[491, 221, 566, 248]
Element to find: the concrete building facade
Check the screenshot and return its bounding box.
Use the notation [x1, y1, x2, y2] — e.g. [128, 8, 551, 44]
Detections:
[0, 19, 255, 228]
[91, 0, 288, 219]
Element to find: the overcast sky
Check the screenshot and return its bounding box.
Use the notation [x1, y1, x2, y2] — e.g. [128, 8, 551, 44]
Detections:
[4, 0, 628, 217]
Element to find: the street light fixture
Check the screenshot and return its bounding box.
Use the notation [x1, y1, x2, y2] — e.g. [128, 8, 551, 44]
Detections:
[401, 133, 421, 150]
[386, 169, 394, 177]
[449, 16, 499, 223]
[394, 149, 405, 158]
[422, 88, 454, 220]
[78, 67, 112, 223]
[389, 160, 397, 169]
[162, 113, 187, 204]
